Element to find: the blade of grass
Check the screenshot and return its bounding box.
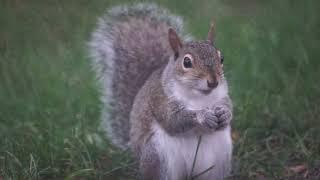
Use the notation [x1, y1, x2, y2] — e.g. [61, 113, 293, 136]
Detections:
[190, 135, 202, 179]
[192, 164, 215, 180]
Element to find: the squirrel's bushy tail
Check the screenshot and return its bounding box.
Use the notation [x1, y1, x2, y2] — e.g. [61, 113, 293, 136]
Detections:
[88, 3, 191, 149]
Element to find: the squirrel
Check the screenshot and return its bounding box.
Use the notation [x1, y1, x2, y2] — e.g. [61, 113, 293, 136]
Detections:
[89, 3, 233, 180]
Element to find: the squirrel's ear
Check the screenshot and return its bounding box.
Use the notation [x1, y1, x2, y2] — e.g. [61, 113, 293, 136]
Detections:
[168, 28, 182, 59]
[207, 20, 215, 45]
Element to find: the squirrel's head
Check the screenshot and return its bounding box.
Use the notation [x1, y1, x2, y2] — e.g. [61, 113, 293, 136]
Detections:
[167, 23, 224, 95]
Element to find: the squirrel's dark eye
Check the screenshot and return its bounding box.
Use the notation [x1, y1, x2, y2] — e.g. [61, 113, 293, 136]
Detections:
[183, 54, 193, 69]
[220, 54, 224, 64]
[217, 50, 224, 64]
[183, 57, 192, 68]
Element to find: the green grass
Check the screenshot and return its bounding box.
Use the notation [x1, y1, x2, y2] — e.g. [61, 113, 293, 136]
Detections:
[0, 0, 319, 179]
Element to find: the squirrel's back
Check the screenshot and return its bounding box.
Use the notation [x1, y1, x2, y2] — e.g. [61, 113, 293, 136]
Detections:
[88, 3, 191, 149]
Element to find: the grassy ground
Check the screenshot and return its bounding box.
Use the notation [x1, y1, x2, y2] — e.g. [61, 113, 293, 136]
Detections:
[0, 0, 319, 179]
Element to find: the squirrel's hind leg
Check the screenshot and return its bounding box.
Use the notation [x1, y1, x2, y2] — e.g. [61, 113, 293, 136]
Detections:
[139, 142, 167, 180]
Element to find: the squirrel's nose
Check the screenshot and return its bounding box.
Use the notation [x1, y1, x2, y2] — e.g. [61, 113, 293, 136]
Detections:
[207, 80, 218, 88]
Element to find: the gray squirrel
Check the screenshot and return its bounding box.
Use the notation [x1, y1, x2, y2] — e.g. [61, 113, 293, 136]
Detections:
[89, 3, 233, 180]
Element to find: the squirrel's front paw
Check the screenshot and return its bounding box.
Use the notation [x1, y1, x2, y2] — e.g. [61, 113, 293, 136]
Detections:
[212, 106, 232, 130]
[197, 109, 219, 131]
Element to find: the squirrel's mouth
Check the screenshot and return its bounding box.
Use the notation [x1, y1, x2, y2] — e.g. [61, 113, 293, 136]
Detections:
[198, 89, 213, 95]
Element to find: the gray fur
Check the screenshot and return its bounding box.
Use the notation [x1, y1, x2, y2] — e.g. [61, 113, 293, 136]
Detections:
[88, 3, 192, 149]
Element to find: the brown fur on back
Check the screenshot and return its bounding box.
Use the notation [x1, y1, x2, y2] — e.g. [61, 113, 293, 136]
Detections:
[88, 3, 191, 148]
[110, 18, 172, 146]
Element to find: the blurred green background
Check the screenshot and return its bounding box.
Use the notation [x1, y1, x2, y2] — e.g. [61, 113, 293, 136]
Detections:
[0, 0, 319, 179]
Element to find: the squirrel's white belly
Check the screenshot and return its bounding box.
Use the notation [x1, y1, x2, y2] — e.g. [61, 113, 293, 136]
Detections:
[151, 123, 232, 180]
